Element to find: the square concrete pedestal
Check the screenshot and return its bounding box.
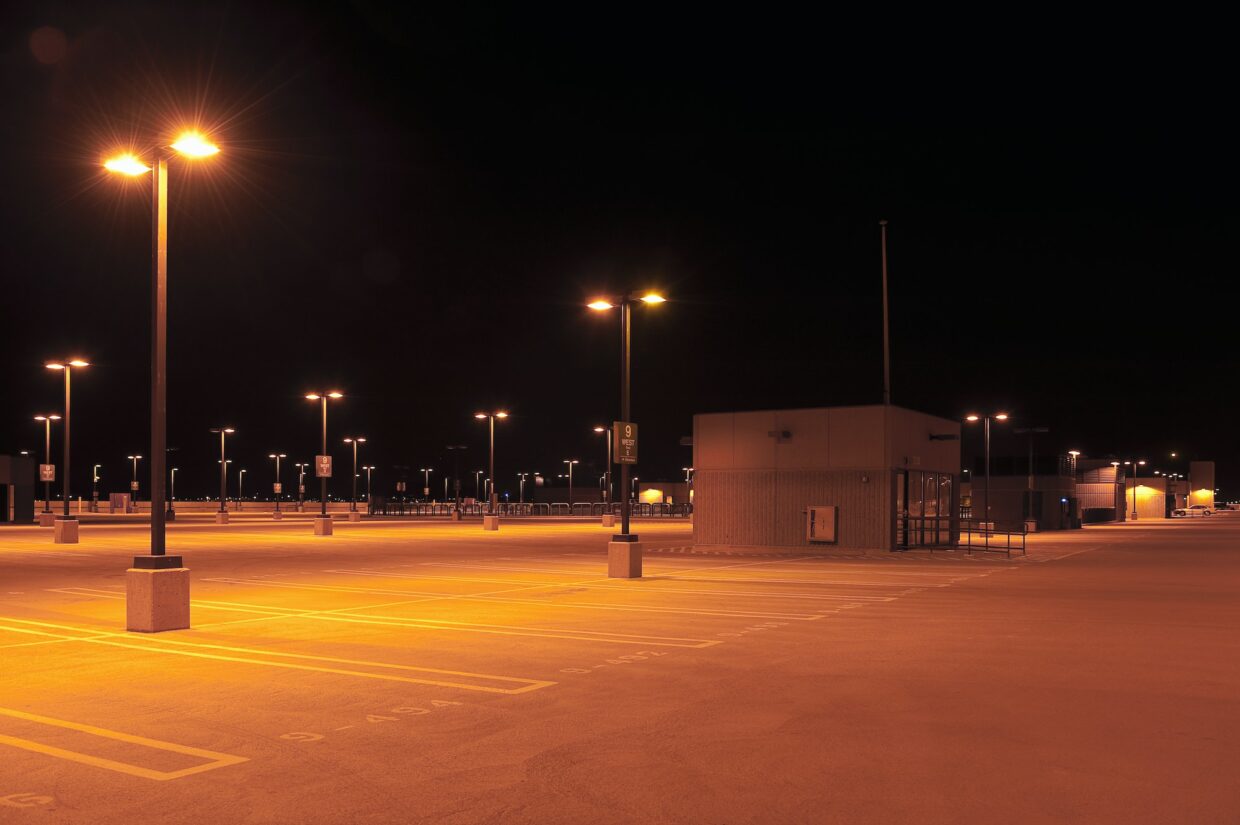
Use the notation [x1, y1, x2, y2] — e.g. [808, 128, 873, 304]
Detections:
[53, 518, 79, 544]
[127, 566, 190, 632]
[272, 511, 283, 520]
[600, 514, 616, 527]
[215, 512, 229, 525]
[449, 510, 462, 522]
[348, 511, 361, 522]
[608, 540, 643, 578]
[313, 516, 333, 535]
[38, 511, 56, 527]
[483, 515, 500, 531]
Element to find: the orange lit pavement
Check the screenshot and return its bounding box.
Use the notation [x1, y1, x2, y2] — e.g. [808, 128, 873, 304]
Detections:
[0, 516, 1236, 822]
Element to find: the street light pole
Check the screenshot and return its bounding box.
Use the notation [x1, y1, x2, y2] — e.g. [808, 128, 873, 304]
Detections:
[170, 467, 177, 511]
[343, 438, 366, 512]
[879, 218, 891, 406]
[587, 290, 664, 574]
[295, 462, 307, 511]
[474, 411, 508, 516]
[34, 414, 60, 514]
[564, 459, 578, 508]
[92, 464, 101, 509]
[238, 468, 246, 508]
[269, 454, 286, 513]
[305, 392, 343, 527]
[209, 429, 234, 520]
[45, 360, 88, 532]
[128, 455, 143, 506]
[518, 472, 529, 503]
[965, 412, 1009, 548]
[594, 426, 612, 503]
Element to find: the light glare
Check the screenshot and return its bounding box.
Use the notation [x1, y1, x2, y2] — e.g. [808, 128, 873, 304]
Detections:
[171, 132, 220, 158]
[103, 154, 151, 176]
[587, 300, 614, 310]
[641, 293, 666, 304]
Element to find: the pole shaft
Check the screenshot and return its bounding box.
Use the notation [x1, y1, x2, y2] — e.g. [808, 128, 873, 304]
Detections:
[320, 398, 327, 516]
[44, 420, 51, 512]
[62, 367, 71, 517]
[620, 300, 632, 536]
[150, 157, 168, 553]
[489, 416, 496, 514]
[880, 220, 891, 406]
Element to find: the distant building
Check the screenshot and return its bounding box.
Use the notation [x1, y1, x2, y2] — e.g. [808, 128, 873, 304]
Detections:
[692, 405, 961, 551]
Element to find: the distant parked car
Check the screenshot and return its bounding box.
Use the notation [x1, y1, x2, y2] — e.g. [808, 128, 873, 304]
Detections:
[1172, 504, 1213, 517]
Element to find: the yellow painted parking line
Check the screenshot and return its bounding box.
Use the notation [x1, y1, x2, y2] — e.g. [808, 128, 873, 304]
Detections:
[207, 577, 824, 620]
[0, 706, 248, 781]
[56, 588, 719, 648]
[327, 569, 898, 602]
[0, 617, 555, 695]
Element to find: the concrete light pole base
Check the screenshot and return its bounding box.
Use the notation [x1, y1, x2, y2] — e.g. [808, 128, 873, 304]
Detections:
[38, 512, 56, 527]
[600, 514, 616, 527]
[272, 511, 283, 520]
[348, 511, 361, 522]
[295, 503, 305, 512]
[449, 510, 462, 522]
[215, 512, 229, 525]
[607, 541, 643, 578]
[483, 515, 499, 531]
[126, 567, 190, 632]
[313, 516, 333, 536]
[53, 518, 79, 544]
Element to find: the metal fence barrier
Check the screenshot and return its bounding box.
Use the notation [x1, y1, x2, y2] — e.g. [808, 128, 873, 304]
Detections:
[958, 519, 1027, 557]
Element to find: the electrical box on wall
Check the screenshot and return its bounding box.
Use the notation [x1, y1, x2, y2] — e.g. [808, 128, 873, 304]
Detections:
[806, 505, 837, 543]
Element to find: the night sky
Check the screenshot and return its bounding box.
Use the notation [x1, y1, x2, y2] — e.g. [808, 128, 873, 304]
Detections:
[2, 3, 1236, 499]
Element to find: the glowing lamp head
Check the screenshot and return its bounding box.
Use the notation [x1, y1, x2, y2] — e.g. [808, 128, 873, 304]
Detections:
[587, 300, 614, 311]
[640, 292, 666, 304]
[1068, 450, 1081, 457]
[965, 414, 980, 422]
[171, 131, 219, 158]
[328, 392, 343, 399]
[495, 412, 508, 419]
[994, 413, 1009, 421]
[475, 413, 487, 419]
[594, 426, 606, 433]
[104, 154, 151, 176]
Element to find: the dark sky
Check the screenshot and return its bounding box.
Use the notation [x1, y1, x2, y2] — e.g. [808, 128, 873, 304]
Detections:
[2, 3, 1236, 499]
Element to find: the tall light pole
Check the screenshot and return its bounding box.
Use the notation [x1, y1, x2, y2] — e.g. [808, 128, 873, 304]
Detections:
[33, 414, 61, 516]
[445, 445, 467, 517]
[683, 466, 694, 503]
[306, 392, 343, 533]
[474, 411, 509, 515]
[128, 455, 143, 505]
[518, 472, 530, 503]
[1123, 459, 1147, 520]
[879, 219, 891, 406]
[44, 359, 88, 541]
[473, 470, 483, 500]
[209, 429, 234, 522]
[564, 459, 579, 507]
[420, 468, 433, 499]
[269, 454, 286, 514]
[104, 131, 219, 588]
[593, 425, 612, 502]
[343, 437, 366, 513]
[363, 465, 375, 501]
[588, 290, 665, 577]
[295, 462, 307, 511]
[965, 412, 1010, 545]
[169, 467, 177, 512]
[238, 468, 247, 508]
[92, 464, 101, 510]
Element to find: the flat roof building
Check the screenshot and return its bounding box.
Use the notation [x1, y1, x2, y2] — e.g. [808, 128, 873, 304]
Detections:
[692, 405, 961, 552]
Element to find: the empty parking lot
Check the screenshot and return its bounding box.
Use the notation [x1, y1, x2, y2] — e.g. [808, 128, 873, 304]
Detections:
[0, 516, 1236, 823]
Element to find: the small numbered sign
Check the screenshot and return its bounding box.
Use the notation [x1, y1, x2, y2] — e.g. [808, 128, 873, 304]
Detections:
[614, 421, 638, 464]
[298, 484, 306, 494]
[130, 481, 140, 491]
[39, 464, 55, 482]
[273, 483, 283, 494]
[315, 455, 332, 478]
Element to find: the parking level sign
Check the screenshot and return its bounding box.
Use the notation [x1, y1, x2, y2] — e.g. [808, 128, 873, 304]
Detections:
[39, 464, 55, 482]
[614, 421, 638, 464]
[315, 455, 332, 478]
